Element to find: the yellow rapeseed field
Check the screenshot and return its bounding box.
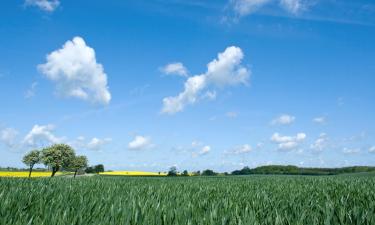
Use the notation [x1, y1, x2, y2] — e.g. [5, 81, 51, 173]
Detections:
[0, 171, 63, 177]
[100, 171, 167, 176]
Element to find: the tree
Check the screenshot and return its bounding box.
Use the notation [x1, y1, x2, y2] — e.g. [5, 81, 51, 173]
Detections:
[167, 166, 177, 176]
[182, 170, 189, 176]
[22, 150, 40, 177]
[71, 155, 88, 178]
[202, 169, 217, 176]
[94, 164, 104, 173]
[41, 144, 76, 177]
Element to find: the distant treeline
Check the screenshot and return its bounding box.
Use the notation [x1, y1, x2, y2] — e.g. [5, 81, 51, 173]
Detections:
[231, 165, 375, 176]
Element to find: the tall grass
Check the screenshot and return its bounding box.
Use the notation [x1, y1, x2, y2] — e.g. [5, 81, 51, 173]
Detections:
[1, 175, 374, 225]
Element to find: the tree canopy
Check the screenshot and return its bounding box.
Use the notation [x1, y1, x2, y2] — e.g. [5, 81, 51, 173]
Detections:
[41, 144, 75, 177]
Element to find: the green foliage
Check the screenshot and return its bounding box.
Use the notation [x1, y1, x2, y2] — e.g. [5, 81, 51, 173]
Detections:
[167, 166, 177, 176]
[71, 155, 88, 178]
[85, 164, 105, 174]
[201, 169, 216, 176]
[1, 175, 375, 224]
[182, 170, 189, 176]
[22, 150, 40, 167]
[41, 144, 76, 177]
[231, 165, 375, 175]
[22, 150, 41, 177]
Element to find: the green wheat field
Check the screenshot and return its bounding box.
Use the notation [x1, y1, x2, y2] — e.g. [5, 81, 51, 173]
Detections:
[1, 174, 375, 225]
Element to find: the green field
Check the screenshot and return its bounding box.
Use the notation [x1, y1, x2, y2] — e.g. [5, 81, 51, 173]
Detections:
[1, 175, 375, 225]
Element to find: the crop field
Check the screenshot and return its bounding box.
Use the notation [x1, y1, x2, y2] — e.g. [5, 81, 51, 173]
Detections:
[1, 175, 375, 225]
[0, 171, 63, 177]
[100, 171, 167, 176]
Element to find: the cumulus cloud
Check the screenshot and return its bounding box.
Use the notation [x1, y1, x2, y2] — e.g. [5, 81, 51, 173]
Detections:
[271, 114, 295, 125]
[23, 124, 63, 147]
[369, 146, 375, 153]
[310, 133, 328, 153]
[25, 0, 60, 12]
[343, 148, 361, 154]
[160, 62, 188, 77]
[86, 137, 112, 151]
[271, 132, 306, 151]
[162, 46, 250, 114]
[38, 37, 111, 105]
[128, 135, 153, 151]
[313, 117, 326, 124]
[230, 0, 308, 17]
[0, 128, 19, 148]
[227, 144, 252, 154]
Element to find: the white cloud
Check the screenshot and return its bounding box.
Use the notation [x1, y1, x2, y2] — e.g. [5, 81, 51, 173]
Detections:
[86, 137, 112, 151]
[310, 133, 328, 152]
[230, 0, 308, 17]
[343, 148, 360, 154]
[271, 132, 306, 151]
[313, 117, 326, 124]
[231, 0, 271, 16]
[128, 135, 152, 151]
[25, 82, 38, 99]
[369, 146, 375, 153]
[0, 128, 19, 147]
[199, 145, 211, 155]
[38, 37, 111, 105]
[23, 124, 63, 147]
[227, 144, 252, 154]
[280, 0, 305, 14]
[25, 0, 60, 12]
[160, 62, 188, 77]
[162, 46, 250, 114]
[271, 114, 295, 125]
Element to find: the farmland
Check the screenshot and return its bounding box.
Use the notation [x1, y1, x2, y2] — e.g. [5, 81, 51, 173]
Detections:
[1, 175, 375, 225]
[0, 171, 63, 177]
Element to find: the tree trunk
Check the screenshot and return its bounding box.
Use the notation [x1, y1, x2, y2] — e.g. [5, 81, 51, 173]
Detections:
[28, 165, 33, 178]
[51, 167, 57, 177]
[74, 169, 78, 178]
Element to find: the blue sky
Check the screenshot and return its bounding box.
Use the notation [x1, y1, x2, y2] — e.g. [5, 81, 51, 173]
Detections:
[1, 0, 375, 172]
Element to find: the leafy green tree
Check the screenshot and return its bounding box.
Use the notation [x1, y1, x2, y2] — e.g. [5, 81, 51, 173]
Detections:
[22, 150, 41, 177]
[202, 169, 216, 176]
[41, 144, 76, 177]
[182, 170, 189, 176]
[71, 155, 88, 178]
[167, 166, 178, 176]
[94, 164, 104, 173]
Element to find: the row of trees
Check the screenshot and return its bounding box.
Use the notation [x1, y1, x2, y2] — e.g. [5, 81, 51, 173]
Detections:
[22, 144, 88, 178]
[167, 167, 218, 176]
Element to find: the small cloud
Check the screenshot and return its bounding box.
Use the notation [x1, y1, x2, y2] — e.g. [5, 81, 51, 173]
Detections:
[25, 0, 60, 12]
[128, 135, 153, 151]
[313, 116, 326, 124]
[25, 82, 38, 99]
[343, 147, 361, 154]
[226, 144, 252, 154]
[310, 133, 328, 153]
[226, 111, 238, 118]
[200, 145, 211, 155]
[271, 114, 295, 125]
[160, 62, 188, 77]
[86, 137, 112, 151]
[0, 128, 19, 148]
[369, 146, 375, 153]
[271, 132, 306, 151]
